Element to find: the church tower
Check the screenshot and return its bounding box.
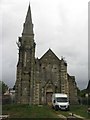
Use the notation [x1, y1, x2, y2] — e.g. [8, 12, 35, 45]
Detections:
[15, 4, 35, 104]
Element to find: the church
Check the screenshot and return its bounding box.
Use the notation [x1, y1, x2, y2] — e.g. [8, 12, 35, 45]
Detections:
[15, 4, 78, 105]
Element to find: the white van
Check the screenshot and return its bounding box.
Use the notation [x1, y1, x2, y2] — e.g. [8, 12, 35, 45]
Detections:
[52, 93, 70, 111]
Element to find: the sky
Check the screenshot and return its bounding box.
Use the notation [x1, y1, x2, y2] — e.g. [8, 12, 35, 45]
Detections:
[1, 0, 89, 90]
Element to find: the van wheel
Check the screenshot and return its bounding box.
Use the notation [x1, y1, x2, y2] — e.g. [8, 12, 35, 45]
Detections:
[66, 106, 70, 111]
[55, 105, 59, 111]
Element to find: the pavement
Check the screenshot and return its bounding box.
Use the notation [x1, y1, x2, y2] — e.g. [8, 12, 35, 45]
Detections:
[0, 115, 9, 120]
[57, 112, 87, 120]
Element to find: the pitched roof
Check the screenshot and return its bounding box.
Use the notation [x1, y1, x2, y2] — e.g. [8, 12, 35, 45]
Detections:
[40, 48, 60, 62]
[87, 80, 90, 90]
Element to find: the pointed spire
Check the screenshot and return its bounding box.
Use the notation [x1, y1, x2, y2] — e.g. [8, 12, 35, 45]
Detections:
[22, 4, 34, 36]
[25, 4, 32, 23]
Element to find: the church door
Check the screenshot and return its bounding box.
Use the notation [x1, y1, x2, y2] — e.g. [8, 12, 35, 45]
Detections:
[46, 92, 53, 105]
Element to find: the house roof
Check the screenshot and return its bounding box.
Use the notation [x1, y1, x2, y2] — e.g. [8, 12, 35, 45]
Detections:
[87, 80, 90, 90]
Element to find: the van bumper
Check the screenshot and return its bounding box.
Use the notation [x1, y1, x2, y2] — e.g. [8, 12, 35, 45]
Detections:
[54, 105, 69, 111]
[59, 105, 70, 110]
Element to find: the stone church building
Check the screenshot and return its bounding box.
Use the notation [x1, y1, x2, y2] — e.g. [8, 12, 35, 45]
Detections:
[15, 4, 78, 105]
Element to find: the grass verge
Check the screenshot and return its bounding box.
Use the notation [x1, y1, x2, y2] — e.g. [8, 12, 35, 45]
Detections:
[2, 104, 90, 119]
[54, 105, 90, 119]
[2, 104, 59, 118]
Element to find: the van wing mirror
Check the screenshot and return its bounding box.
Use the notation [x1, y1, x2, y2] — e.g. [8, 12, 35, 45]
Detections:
[53, 100, 55, 103]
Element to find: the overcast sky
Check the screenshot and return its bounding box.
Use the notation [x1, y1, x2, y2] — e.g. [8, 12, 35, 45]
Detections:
[1, 0, 89, 90]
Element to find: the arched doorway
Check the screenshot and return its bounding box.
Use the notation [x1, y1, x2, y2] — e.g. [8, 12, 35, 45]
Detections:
[46, 86, 53, 105]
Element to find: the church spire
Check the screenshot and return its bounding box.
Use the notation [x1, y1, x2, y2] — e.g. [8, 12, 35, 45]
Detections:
[22, 4, 34, 36]
[25, 4, 32, 23]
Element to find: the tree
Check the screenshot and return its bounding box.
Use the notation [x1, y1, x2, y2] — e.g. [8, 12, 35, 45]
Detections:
[0, 81, 8, 94]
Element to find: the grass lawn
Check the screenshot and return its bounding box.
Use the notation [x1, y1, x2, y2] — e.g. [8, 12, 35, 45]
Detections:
[70, 105, 90, 119]
[2, 104, 59, 118]
[2, 104, 90, 119]
[54, 105, 90, 119]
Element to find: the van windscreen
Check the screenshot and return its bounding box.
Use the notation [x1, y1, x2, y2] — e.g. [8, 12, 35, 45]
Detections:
[56, 97, 68, 102]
